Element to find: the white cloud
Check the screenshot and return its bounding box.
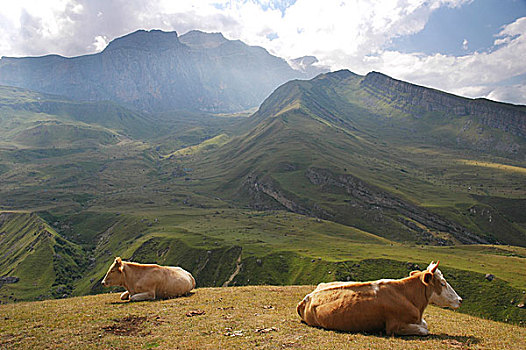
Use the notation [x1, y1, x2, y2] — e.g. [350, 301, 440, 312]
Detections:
[0, 0, 472, 59]
[462, 38, 468, 50]
[0, 0, 86, 56]
[91, 35, 108, 51]
[486, 83, 526, 105]
[370, 17, 526, 104]
[0, 0, 524, 104]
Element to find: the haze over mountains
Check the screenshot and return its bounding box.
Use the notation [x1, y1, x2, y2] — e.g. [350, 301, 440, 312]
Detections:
[0, 29, 324, 113]
[0, 29, 525, 324]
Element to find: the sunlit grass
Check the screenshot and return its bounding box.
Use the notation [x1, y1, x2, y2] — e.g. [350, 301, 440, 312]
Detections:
[458, 159, 526, 175]
[1, 286, 524, 350]
[163, 134, 230, 158]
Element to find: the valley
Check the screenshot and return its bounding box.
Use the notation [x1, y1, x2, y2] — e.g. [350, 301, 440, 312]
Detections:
[0, 30, 524, 327]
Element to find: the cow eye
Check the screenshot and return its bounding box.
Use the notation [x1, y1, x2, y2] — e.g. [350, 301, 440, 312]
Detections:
[440, 281, 446, 286]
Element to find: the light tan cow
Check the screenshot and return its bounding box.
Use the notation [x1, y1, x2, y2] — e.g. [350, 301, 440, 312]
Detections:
[297, 261, 462, 335]
[101, 257, 196, 301]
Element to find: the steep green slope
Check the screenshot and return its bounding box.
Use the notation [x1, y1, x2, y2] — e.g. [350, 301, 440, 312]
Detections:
[0, 212, 86, 302]
[0, 85, 155, 141]
[181, 70, 525, 247]
[1, 208, 521, 324]
[0, 86, 163, 212]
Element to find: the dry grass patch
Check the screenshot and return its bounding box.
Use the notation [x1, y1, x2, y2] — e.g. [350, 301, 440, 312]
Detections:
[1, 285, 524, 349]
[458, 159, 526, 175]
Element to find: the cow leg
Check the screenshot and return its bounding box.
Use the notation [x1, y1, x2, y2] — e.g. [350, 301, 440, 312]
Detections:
[419, 319, 428, 329]
[386, 317, 429, 336]
[396, 323, 429, 336]
[130, 291, 155, 302]
[120, 291, 130, 300]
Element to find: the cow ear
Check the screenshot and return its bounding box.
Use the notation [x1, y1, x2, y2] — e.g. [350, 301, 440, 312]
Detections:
[422, 272, 433, 285]
[410, 270, 419, 276]
[115, 257, 122, 266]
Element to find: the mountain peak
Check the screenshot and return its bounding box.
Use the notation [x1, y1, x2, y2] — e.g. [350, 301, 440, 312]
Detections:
[179, 30, 228, 49]
[103, 29, 181, 52]
[289, 56, 330, 79]
[310, 69, 360, 83]
[0, 29, 311, 112]
[290, 55, 318, 67]
[365, 71, 388, 78]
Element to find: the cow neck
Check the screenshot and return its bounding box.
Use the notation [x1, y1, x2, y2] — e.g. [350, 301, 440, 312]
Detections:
[121, 262, 133, 292]
[404, 273, 432, 314]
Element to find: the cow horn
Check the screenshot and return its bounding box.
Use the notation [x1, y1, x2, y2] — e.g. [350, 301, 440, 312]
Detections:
[430, 260, 439, 273]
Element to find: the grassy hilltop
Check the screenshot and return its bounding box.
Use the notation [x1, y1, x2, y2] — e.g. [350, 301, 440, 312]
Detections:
[1, 286, 525, 350]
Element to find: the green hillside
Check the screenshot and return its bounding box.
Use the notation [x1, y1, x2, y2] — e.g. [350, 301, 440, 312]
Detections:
[0, 212, 86, 302]
[188, 70, 526, 246]
[0, 71, 524, 326]
[1, 209, 524, 324]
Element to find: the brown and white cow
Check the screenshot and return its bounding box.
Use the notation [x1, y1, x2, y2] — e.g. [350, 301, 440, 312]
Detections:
[101, 257, 196, 301]
[297, 261, 462, 336]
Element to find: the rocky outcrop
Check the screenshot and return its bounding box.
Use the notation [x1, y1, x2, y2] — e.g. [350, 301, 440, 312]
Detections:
[240, 168, 489, 245]
[361, 72, 526, 137]
[242, 172, 331, 219]
[0, 276, 19, 288]
[305, 167, 489, 245]
[242, 173, 308, 213]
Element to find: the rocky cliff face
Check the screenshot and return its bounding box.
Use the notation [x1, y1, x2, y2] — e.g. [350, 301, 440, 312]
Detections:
[242, 167, 490, 245]
[305, 167, 489, 245]
[361, 72, 526, 138]
[0, 30, 315, 113]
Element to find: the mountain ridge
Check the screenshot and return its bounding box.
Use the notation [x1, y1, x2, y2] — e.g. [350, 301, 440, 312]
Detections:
[193, 69, 526, 247]
[361, 71, 526, 137]
[0, 29, 324, 113]
[102, 29, 182, 52]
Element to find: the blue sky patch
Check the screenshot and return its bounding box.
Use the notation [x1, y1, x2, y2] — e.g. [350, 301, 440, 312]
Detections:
[389, 0, 526, 56]
[253, 0, 297, 16]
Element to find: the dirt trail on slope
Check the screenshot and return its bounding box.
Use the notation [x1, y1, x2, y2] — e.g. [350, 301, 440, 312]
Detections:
[222, 251, 242, 287]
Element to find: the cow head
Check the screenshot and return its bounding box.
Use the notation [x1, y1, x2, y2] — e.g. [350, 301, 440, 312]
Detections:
[423, 261, 462, 309]
[101, 257, 124, 287]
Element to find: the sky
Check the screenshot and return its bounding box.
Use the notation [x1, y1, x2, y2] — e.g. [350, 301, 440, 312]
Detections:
[0, 0, 525, 105]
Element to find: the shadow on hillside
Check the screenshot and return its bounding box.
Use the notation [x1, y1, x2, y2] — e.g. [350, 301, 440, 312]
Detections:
[107, 291, 196, 305]
[398, 333, 480, 345]
[357, 331, 481, 345]
[315, 325, 481, 345]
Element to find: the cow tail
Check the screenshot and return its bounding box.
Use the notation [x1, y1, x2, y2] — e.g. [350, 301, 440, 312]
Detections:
[296, 294, 310, 320]
[190, 274, 196, 289]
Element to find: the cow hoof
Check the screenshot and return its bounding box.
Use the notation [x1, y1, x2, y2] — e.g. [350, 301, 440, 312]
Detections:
[419, 327, 429, 336]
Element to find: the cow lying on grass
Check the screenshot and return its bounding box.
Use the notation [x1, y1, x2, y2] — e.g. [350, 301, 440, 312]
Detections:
[297, 261, 462, 336]
[102, 257, 196, 301]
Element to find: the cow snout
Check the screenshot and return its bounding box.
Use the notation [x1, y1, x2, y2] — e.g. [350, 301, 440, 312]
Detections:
[101, 280, 106, 286]
[452, 296, 463, 309]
